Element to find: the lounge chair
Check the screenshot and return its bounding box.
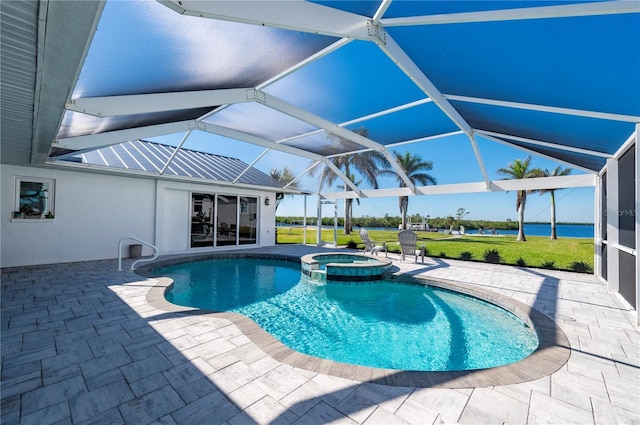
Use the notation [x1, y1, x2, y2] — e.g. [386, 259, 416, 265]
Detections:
[359, 228, 387, 257]
[398, 230, 425, 263]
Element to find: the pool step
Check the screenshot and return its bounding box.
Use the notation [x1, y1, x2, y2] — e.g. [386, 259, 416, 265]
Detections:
[310, 269, 326, 283]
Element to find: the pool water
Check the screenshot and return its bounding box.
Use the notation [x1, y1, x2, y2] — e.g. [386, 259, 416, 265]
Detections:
[159, 258, 538, 371]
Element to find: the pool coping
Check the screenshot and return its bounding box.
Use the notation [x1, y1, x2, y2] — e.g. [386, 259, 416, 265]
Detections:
[138, 253, 571, 389]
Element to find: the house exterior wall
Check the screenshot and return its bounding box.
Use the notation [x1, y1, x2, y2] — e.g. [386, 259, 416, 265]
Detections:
[1, 165, 277, 268]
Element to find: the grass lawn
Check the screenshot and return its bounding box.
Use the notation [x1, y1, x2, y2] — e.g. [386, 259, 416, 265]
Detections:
[276, 227, 594, 273]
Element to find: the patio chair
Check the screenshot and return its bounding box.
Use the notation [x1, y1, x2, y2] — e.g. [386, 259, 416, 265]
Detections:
[359, 228, 387, 257]
[398, 230, 425, 263]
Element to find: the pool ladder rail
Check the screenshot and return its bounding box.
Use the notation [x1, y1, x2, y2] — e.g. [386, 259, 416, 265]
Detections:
[117, 236, 158, 271]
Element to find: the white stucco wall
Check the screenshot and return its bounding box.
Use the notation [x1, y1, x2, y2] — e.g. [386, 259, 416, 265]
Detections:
[1, 165, 277, 268]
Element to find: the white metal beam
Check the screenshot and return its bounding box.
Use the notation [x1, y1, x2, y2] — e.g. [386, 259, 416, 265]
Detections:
[469, 133, 491, 188]
[377, 35, 473, 136]
[323, 159, 363, 196]
[373, 0, 393, 24]
[284, 161, 321, 190]
[490, 174, 596, 191]
[66, 88, 253, 117]
[339, 98, 432, 128]
[198, 121, 326, 162]
[382, 1, 640, 26]
[233, 148, 270, 184]
[321, 174, 595, 199]
[261, 91, 416, 192]
[613, 129, 640, 160]
[386, 131, 465, 148]
[204, 38, 353, 122]
[478, 129, 613, 159]
[53, 121, 193, 151]
[605, 157, 620, 294]
[272, 98, 433, 146]
[443, 94, 640, 123]
[160, 0, 371, 39]
[479, 132, 598, 174]
[635, 124, 639, 326]
[160, 130, 192, 175]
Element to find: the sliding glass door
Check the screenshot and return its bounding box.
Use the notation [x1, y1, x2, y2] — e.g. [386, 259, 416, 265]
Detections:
[216, 195, 238, 246]
[191, 192, 259, 248]
[190, 194, 215, 248]
[239, 197, 258, 245]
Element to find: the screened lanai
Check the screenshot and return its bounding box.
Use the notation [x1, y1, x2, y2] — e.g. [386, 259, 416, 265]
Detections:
[0, 1, 638, 320]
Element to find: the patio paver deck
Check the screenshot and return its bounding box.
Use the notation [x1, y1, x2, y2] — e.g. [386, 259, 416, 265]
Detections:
[2, 245, 639, 424]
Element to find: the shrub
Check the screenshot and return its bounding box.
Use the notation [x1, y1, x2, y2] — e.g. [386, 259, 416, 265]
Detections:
[541, 261, 555, 270]
[439, 252, 447, 258]
[483, 249, 502, 264]
[346, 239, 358, 249]
[515, 257, 527, 267]
[570, 261, 593, 273]
[459, 251, 473, 261]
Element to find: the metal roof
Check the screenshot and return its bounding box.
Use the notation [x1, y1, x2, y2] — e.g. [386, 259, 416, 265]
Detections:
[70, 139, 283, 189]
[1, 0, 638, 194]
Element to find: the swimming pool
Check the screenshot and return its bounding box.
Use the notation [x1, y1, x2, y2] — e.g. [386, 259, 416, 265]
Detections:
[155, 256, 539, 372]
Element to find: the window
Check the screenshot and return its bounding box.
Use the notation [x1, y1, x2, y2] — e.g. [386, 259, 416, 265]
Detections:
[15, 177, 55, 218]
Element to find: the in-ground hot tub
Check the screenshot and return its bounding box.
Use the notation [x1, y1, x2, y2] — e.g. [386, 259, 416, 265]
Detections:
[301, 252, 392, 282]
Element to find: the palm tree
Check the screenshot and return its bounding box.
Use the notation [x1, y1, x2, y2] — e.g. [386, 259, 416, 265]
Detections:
[379, 151, 436, 230]
[269, 166, 299, 210]
[338, 173, 362, 234]
[537, 166, 572, 240]
[497, 156, 544, 241]
[313, 128, 388, 234]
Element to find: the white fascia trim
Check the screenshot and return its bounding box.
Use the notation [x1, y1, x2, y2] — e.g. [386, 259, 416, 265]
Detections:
[54, 121, 193, 151]
[378, 35, 473, 136]
[443, 94, 640, 123]
[321, 174, 595, 199]
[66, 88, 253, 117]
[478, 132, 599, 174]
[477, 130, 613, 159]
[161, 0, 370, 40]
[382, 1, 640, 26]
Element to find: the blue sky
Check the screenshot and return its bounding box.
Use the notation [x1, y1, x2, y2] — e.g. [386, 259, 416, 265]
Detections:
[90, 0, 605, 224]
[152, 131, 595, 223]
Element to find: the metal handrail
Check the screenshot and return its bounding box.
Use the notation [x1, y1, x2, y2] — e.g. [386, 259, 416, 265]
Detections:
[118, 236, 159, 271]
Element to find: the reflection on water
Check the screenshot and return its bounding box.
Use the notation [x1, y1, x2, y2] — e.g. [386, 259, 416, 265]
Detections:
[322, 281, 436, 325]
[160, 258, 538, 371]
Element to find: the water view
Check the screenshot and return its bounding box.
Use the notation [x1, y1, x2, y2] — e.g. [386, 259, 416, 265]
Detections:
[470, 223, 594, 239]
[281, 223, 595, 239]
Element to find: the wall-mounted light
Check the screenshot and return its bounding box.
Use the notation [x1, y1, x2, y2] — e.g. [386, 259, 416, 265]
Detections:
[264, 196, 270, 206]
